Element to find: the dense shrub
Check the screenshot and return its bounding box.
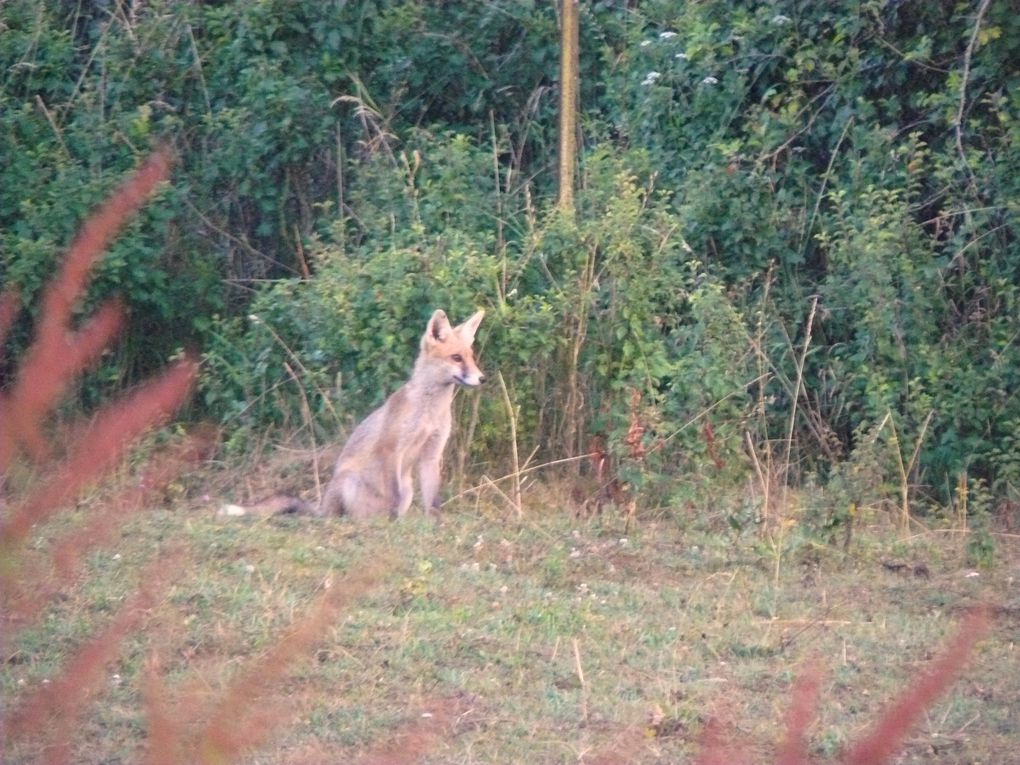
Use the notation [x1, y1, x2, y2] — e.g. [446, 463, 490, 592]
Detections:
[4, 0, 1018, 512]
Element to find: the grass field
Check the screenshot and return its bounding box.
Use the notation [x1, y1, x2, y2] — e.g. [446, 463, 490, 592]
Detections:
[3, 453, 1018, 765]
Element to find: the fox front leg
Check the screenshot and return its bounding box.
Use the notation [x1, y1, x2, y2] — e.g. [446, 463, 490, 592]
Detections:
[417, 428, 448, 518]
[391, 459, 415, 519]
[418, 454, 444, 518]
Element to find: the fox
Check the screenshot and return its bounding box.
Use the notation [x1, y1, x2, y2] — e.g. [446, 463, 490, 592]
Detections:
[317, 308, 485, 519]
[222, 309, 486, 521]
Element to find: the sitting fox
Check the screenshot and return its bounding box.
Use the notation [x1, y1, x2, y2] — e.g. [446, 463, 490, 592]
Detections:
[318, 308, 485, 519]
[222, 309, 485, 520]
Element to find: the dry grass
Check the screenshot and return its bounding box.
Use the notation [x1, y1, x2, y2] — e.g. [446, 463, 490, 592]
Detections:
[7, 500, 1013, 764]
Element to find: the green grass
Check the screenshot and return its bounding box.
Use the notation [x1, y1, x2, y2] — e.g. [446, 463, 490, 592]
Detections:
[3, 485, 1018, 764]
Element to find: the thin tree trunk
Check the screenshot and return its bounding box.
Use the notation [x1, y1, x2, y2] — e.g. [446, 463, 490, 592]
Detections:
[557, 0, 579, 214]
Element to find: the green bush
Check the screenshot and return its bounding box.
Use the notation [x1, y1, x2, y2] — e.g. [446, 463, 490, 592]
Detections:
[4, 0, 1018, 516]
[201, 140, 765, 513]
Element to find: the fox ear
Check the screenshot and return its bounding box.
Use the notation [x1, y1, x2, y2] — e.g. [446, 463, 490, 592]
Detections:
[456, 309, 485, 342]
[425, 309, 453, 344]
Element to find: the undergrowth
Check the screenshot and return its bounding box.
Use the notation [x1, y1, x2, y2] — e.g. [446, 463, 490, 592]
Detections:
[2, 153, 1015, 765]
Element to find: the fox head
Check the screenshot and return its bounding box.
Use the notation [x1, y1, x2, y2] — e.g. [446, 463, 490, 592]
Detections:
[419, 309, 486, 387]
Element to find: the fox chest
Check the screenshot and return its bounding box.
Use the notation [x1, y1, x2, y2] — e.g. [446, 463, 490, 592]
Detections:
[403, 407, 451, 455]
[382, 392, 451, 455]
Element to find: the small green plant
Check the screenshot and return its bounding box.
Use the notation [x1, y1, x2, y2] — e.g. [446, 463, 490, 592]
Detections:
[805, 418, 895, 548]
[959, 476, 997, 568]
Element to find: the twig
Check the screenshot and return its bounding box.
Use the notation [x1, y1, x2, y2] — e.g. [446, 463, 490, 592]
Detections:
[283, 361, 321, 503]
[888, 409, 933, 535]
[657, 373, 772, 450]
[572, 637, 588, 723]
[186, 22, 213, 115]
[445, 452, 596, 504]
[745, 431, 772, 537]
[906, 410, 935, 483]
[954, 0, 994, 195]
[781, 296, 819, 505]
[803, 116, 853, 252]
[496, 371, 523, 517]
[477, 474, 518, 511]
[335, 124, 347, 254]
[34, 95, 72, 161]
[248, 314, 342, 426]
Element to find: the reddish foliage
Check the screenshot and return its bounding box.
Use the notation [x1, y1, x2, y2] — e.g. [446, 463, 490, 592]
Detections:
[0, 149, 994, 765]
[352, 697, 462, 765]
[0, 148, 202, 627]
[141, 659, 184, 765]
[50, 426, 215, 580]
[137, 565, 384, 765]
[691, 609, 991, 765]
[0, 356, 197, 560]
[775, 667, 821, 765]
[842, 608, 990, 765]
[190, 567, 382, 764]
[693, 717, 751, 765]
[6, 550, 184, 763]
[1, 148, 409, 765]
[0, 150, 203, 763]
[3, 429, 213, 625]
[0, 148, 173, 467]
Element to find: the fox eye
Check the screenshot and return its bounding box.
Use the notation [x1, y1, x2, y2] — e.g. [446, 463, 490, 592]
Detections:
[451, 354, 464, 363]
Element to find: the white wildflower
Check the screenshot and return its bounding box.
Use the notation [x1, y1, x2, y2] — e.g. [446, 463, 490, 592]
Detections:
[701, 75, 719, 86]
[675, 52, 689, 60]
[772, 14, 792, 25]
[640, 39, 652, 47]
[659, 31, 677, 40]
[642, 71, 662, 86]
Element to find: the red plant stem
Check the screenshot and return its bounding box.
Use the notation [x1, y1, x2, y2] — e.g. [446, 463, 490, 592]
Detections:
[2, 148, 172, 463]
[693, 717, 750, 765]
[353, 698, 458, 765]
[51, 429, 213, 578]
[2, 430, 212, 627]
[194, 567, 380, 764]
[842, 608, 990, 765]
[776, 666, 821, 765]
[141, 660, 185, 765]
[6, 550, 183, 745]
[39, 148, 173, 340]
[9, 300, 126, 462]
[0, 356, 197, 563]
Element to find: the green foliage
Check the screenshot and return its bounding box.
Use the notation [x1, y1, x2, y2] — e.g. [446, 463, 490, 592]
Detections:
[4, 0, 1019, 514]
[201, 130, 497, 431]
[592, 0, 1020, 507]
[203, 143, 718, 485]
[202, 138, 763, 508]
